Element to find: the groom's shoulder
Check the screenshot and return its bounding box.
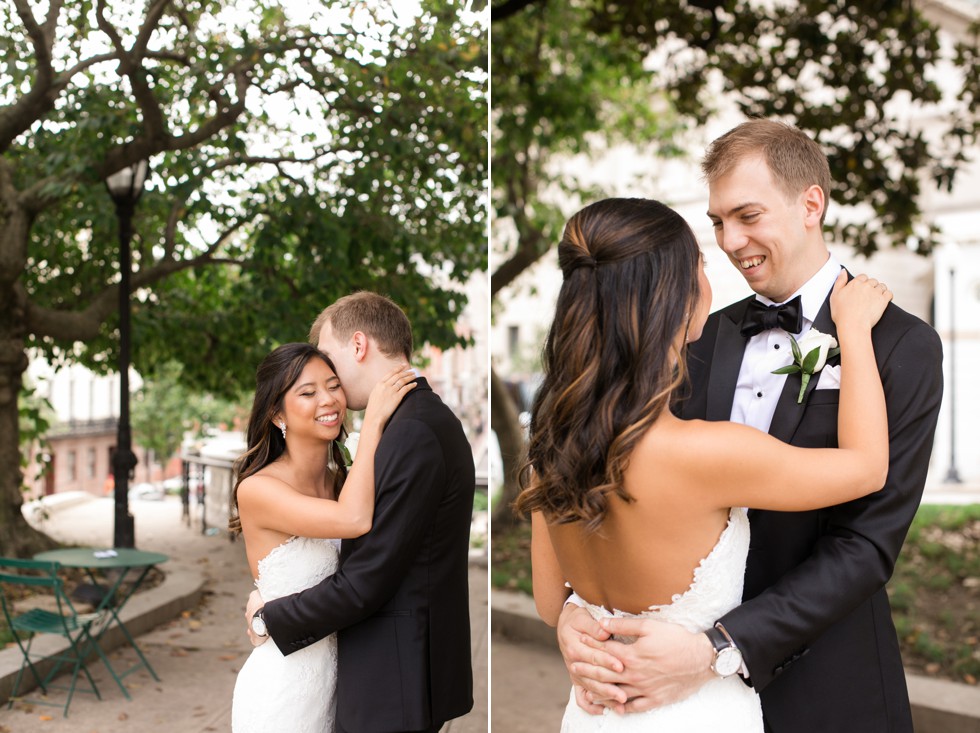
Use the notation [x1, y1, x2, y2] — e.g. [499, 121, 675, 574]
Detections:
[391, 387, 468, 442]
[876, 300, 941, 354]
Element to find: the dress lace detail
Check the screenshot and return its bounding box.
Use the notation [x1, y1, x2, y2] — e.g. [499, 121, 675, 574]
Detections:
[232, 536, 340, 733]
[561, 507, 763, 732]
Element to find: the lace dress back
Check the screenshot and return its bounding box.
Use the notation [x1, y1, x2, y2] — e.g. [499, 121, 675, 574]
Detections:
[232, 536, 341, 733]
[562, 507, 763, 732]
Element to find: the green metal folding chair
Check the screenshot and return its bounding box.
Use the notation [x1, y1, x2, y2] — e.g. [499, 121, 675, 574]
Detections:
[0, 557, 116, 717]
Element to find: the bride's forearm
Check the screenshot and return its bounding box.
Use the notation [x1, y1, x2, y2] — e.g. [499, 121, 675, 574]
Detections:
[335, 424, 382, 536]
[836, 325, 888, 489]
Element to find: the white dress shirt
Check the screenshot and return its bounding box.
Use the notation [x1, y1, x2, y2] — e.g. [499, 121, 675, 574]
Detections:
[731, 256, 842, 432]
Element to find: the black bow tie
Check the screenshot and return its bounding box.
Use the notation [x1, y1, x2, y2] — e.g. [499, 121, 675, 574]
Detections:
[739, 295, 803, 337]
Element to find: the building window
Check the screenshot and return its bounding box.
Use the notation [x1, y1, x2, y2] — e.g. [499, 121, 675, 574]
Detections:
[67, 450, 77, 482]
[87, 448, 97, 479]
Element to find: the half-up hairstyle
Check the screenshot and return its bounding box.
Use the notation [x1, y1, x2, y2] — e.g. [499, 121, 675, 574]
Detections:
[228, 343, 349, 534]
[514, 198, 702, 532]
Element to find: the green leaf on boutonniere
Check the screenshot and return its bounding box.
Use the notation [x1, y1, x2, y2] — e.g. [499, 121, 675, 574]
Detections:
[338, 441, 353, 468]
[790, 334, 803, 363]
[770, 330, 840, 404]
[801, 347, 821, 373]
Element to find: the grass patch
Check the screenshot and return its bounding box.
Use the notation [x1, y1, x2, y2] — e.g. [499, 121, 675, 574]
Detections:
[492, 504, 980, 686]
[491, 520, 532, 595]
[889, 503, 980, 685]
[474, 490, 489, 513]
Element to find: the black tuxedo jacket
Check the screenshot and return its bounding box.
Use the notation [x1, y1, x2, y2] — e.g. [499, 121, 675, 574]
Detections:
[680, 292, 942, 733]
[264, 379, 475, 733]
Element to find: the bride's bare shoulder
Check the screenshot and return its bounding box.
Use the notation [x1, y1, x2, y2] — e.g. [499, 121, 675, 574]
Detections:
[638, 416, 768, 466]
[237, 470, 296, 502]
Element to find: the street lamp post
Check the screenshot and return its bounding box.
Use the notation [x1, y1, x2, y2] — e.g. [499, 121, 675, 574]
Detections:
[105, 160, 149, 548]
[944, 250, 962, 484]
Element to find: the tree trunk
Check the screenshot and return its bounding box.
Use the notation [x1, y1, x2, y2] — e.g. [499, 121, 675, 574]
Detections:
[490, 366, 526, 534]
[0, 285, 58, 557]
[0, 189, 58, 557]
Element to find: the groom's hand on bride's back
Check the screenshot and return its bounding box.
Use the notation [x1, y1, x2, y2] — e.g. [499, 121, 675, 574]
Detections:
[556, 605, 625, 715]
[591, 617, 715, 714]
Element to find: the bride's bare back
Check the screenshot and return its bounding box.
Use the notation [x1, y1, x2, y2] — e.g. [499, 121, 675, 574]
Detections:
[548, 414, 731, 614]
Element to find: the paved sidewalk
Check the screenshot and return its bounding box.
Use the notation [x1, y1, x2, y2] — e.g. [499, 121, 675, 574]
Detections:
[0, 494, 487, 732]
[491, 634, 567, 732]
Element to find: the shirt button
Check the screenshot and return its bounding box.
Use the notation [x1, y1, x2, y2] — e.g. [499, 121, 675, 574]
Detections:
[774, 344, 780, 350]
[756, 391, 763, 398]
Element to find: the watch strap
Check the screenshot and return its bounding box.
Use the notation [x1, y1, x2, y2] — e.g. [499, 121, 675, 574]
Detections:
[705, 625, 730, 652]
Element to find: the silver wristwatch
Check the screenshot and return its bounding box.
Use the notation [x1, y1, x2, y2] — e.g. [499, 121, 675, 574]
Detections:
[250, 608, 268, 638]
[705, 623, 742, 678]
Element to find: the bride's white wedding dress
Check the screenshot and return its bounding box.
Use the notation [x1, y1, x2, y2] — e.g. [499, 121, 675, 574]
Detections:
[562, 507, 763, 732]
[232, 536, 340, 733]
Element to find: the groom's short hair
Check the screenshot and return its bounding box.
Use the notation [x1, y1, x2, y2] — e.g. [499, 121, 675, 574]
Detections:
[701, 119, 833, 225]
[309, 291, 413, 361]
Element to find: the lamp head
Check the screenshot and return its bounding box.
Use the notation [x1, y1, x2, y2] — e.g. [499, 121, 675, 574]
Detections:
[105, 160, 149, 204]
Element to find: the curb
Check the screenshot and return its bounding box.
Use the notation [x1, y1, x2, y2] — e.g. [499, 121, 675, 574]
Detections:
[0, 563, 205, 705]
[490, 589, 980, 733]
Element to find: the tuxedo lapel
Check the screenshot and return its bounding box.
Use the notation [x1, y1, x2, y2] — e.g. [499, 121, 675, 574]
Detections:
[768, 295, 837, 443]
[706, 301, 751, 422]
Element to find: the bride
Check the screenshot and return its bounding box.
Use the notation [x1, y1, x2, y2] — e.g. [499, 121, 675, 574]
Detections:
[514, 198, 892, 732]
[229, 342, 416, 733]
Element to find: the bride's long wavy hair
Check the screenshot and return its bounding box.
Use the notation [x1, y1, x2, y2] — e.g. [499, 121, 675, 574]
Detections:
[228, 343, 349, 534]
[514, 198, 702, 532]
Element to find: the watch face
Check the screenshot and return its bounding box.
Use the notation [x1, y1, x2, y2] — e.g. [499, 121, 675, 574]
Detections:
[251, 614, 267, 637]
[714, 647, 742, 677]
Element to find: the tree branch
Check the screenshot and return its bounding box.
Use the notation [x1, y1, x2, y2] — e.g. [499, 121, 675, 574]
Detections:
[0, 0, 61, 152]
[25, 252, 246, 342]
[97, 62, 255, 179]
[95, 0, 169, 141]
[491, 0, 543, 22]
[15, 172, 71, 213]
[200, 219, 249, 258]
[134, 0, 172, 59]
[160, 150, 321, 256]
[12, 0, 51, 77]
[52, 52, 121, 88]
[490, 227, 547, 298]
[491, 134, 547, 297]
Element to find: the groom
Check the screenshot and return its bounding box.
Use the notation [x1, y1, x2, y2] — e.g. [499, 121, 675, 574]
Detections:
[246, 291, 475, 733]
[557, 120, 943, 731]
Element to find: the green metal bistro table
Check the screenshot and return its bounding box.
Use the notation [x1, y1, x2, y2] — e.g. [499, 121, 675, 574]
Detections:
[33, 547, 169, 699]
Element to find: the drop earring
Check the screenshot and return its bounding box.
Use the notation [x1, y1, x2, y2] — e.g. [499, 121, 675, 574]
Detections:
[279, 421, 286, 439]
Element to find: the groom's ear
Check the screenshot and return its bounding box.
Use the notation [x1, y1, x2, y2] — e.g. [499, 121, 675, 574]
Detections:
[801, 183, 825, 227]
[351, 331, 369, 363]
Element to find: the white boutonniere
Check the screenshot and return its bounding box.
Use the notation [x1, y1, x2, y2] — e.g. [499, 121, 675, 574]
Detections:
[772, 329, 840, 403]
[339, 432, 359, 468]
